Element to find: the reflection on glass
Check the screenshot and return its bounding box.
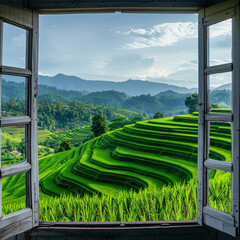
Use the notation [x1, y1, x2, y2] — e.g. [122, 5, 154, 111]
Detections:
[209, 72, 231, 113]
[2, 75, 27, 116]
[1, 125, 26, 168]
[3, 22, 27, 68]
[208, 169, 231, 214]
[209, 122, 231, 162]
[209, 19, 232, 66]
[2, 173, 26, 216]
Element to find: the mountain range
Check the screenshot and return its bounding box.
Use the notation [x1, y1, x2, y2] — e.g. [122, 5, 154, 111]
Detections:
[39, 74, 198, 96]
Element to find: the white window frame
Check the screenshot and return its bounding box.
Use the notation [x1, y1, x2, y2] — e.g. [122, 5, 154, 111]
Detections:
[198, 0, 240, 237]
[0, 3, 39, 240]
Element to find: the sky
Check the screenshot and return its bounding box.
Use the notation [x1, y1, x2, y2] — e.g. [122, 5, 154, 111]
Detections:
[2, 13, 232, 88]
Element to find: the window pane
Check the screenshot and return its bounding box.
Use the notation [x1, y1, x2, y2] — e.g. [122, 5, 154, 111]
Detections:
[209, 122, 231, 162]
[1, 125, 26, 168]
[2, 75, 28, 116]
[208, 169, 231, 214]
[2, 172, 26, 216]
[3, 22, 27, 68]
[208, 19, 232, 66]
[209, 72, 231, 113]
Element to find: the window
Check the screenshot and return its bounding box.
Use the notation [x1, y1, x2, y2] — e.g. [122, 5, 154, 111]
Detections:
[0, 4, 39, 239]
[198, 2, 240, 236]
[0, 1, 240, 239]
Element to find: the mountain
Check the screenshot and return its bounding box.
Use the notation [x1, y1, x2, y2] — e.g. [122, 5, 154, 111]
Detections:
[39, 74, 196, 96]
[215, 83, 231, 90]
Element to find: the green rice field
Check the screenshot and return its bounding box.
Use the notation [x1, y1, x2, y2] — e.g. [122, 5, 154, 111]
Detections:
[2, 110, 231, 221]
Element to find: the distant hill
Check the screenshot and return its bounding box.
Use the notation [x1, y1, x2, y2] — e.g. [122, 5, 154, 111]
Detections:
[1, 78, 83, 103]
[38, 93, 71, 104]
[2, 76, 231, 116]
[81, 90, 129, 108]
[215, 83, 231, 90]
[156, 90, 185, 97]
[39, 74, 196, 96]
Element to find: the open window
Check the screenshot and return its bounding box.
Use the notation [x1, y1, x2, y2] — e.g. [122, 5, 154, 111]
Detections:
[198, 0, 240, 237]
[0, 3, 39, 240]
[1, 0, 240, 239]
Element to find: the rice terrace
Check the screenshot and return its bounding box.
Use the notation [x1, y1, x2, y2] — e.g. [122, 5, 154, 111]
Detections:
[2, 109, 231, 222]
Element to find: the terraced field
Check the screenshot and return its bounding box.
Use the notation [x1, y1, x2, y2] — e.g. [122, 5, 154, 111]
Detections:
[2, 111, 232, 221]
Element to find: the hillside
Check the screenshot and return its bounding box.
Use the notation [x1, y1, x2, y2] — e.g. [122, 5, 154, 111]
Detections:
[39, 74, 196, 96]
[3, 111, 231, 221]
[2, 78, 85, 103]
[81, 90, 129, 108]
[2, 78, 231, 116]
[1, 126, 92, 167]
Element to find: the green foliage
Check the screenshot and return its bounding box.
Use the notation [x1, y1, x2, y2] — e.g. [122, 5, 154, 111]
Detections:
[55, 140, 71, 153]
[5, 139, 13, 152]
[123, 94, 163, 114]
[82, 90, 129, 108]
[185, 93, 198, 114]
[210, 90, 231, 109]
[153, 112, 164, 119]
[37, 101, 140, 131]
[109, 117, 144, 131]
[211, 103, 221, 108]
[91, 114, 108, 137]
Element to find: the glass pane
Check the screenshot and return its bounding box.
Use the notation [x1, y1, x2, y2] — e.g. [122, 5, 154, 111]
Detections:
[209, 122, 231, 162]
[2, 75, 28, 116]
[208, 169, 231, 214]
[1, 125, 26, 168]
[3, 22, 27, 68]
[208, 19, 232, 66]
[209, 72, 231, 113]
[2, 172, 26, 216]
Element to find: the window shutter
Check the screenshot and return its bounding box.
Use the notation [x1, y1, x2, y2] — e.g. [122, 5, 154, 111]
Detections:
[0, 3, 39, 239]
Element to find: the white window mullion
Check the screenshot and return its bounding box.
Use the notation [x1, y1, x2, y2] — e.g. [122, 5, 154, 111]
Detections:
[232, 5, 240, 235]
[28, 13, 39, 227]
[198, 9, 208, 225]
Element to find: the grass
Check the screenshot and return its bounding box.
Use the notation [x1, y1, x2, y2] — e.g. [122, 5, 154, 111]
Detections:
[3, 177, 231, 221]
[2, 112, 232, 221]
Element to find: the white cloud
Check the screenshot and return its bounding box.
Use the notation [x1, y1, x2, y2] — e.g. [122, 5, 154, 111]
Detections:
[123, 22, 198, 49]
[122, 20, 231, 49]
[38, 71, 51, 76]
[125, 28, 148, 35]
[134, 67, 170, 80]
[210, 19, 231, 38]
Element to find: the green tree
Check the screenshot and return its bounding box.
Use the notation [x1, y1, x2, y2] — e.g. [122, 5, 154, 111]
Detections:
[91, 114, 108, 137]
[17, 139, 25, 155]
[211, 103, 221, 109]
[185, 93, 198, 114]
[6, 139, 13, 152]
[55, 140, 71, 153]
[153, 112, 164, 119]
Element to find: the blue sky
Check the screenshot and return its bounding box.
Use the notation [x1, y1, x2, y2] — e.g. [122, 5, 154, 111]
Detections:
[2, 14, 232, 88]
